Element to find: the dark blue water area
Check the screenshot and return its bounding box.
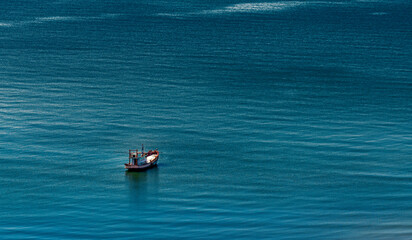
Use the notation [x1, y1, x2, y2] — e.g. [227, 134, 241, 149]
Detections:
[0, 0, 411, 239]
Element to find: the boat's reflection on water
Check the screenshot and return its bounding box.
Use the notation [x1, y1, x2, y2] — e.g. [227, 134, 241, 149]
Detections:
[125, 167, 159, 204]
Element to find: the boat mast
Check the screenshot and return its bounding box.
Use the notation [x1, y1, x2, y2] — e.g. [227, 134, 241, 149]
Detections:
[141, 144, 144, 157]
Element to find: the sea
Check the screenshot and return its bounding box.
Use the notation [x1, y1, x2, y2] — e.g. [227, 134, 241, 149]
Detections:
[0, 0, 411, 239]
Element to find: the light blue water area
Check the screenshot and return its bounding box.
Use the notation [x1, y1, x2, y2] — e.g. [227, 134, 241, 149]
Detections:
[1, 0, 411, 239]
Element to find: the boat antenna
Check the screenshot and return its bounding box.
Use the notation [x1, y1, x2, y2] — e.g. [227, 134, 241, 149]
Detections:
[142, 144, 144, 157]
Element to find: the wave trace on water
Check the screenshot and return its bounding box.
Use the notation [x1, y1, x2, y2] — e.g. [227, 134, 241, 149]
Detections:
[0, 14, 122, 28]
[201, 2, 305, 14]
[156, 0, 404, 17]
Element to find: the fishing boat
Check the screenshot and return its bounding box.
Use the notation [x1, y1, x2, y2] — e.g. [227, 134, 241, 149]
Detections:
[125, 145, 159, 171]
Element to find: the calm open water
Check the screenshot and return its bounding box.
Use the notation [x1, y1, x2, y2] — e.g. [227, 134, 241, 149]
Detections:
[1, 0, 411, 239]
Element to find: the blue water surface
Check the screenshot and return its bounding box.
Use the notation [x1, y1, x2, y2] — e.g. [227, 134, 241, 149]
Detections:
[0, 0, 411, 239]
